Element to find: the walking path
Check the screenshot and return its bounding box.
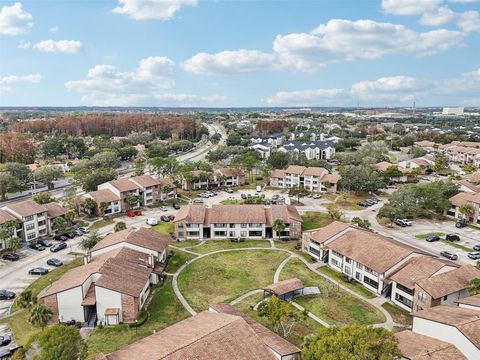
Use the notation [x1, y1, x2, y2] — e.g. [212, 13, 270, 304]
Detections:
[169, 245, 200, 256]
[229, 289, 263, 306]
[290, 302, 330, 327]
[171, 245, 398, 329]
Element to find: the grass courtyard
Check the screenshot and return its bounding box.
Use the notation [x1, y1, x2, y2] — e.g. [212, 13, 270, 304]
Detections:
[178, 249, 289, 311]
[280, 259, 385, 326]
[301, 211, 333, 231]
[192, 239, 271, 254]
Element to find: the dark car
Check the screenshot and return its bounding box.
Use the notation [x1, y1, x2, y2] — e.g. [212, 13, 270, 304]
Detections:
[446, 234, 460, 242]
[54, 235, 68, 242]
[440, 251, 458, 260]
[29, 242, 46, 251]
[50, 242, 67, 253]
[0, 335, 11, 347]
[47, 258, 63, 267]
[0, 348, 12, 359]
[2, 253, 19, 262]
[474, 244, 480, 251]
[425, 235, 440, 242]
[394, 219, 406, 227]
[64, 232, 76, 239]
[357, 202, 369, 207]
[455, 220, 468, 228]
[468, 252, 480, 260]
[160, 215, 170, 222]
[173, 203, 181, 210]
[37, 239, 52, 247]
[28, 267, 49, 275]
[0, 290, 15, 300]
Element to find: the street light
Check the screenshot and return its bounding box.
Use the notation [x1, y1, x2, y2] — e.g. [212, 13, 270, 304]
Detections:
[135, 319, 138, 336]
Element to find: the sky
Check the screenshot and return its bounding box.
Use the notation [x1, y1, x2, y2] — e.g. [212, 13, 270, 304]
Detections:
[0, 0, 479, 107]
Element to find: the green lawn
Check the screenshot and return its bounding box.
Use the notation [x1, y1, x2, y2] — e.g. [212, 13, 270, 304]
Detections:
[234, 292, 322, 347]
[331, 192, 370, 211]
[301, 211, 333, 231]
[0, 309, 39, 347]
[86, 278, 190, 359]
[90, 218, 114, 230]
[152, 222, 174, 235]
[440, 240, 473, 252]
[193, 240, 271, 254]
[274, 240, 317, 263]
[170, 239, 201, 248]
[165, 248, 197, 273]
[317, 266, 377, 299]
[280, 259, 385, 326]
[178, 250, 289, 311]
[381, 302, 413, 326]
[415, 232, 445, 239]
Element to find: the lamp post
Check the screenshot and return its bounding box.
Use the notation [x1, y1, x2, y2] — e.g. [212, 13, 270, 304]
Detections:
[135, 319, 138, 336]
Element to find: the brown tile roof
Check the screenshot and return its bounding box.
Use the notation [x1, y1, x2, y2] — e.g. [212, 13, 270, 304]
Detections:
[101, 311, 278, 360]
[264, 278, 304, 296]
[395, 330, 466, 360]
[388, 256, 459, 289]
[322, 173, 341, 184]
[411, 158, 431, 167]
[455, 180, 480, 193]
[91, 227, 170, 254]
[449, 192, 478, 207]
[306, 221, 350, 244]
[326, 228, 426, 274]
[209, 304, 300, 356]
[4, 199, 47, 218]
[215, 168, 244, 178]
[207, 205, 267, 225]
[267, 205, 302, 225]
[302, 167, 327, 177]
[465, 171, 480, 184]
[413, 305, 480, 349]
[270, 169, 286, 178]
[81, 283, 96, 306]
[85, 189, 120, 204]
[285, 165, 306, 175]
[109, 179, 141, 192]
[373, 161, 394, 172]
[415, 140, 435, 148]
[105, 308, 120, 316]
[416, 265, 480, 299]
[44, 202, 67, 218]
[174, 204, 206, 223]
[129, 175, 162, 188]
[456, 294, 480, 307]
[0, 209, 17, 225]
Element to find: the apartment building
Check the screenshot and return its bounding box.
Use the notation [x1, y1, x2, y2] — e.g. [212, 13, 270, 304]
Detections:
[174, 204, 302, 241]
[397, 154, 436, 170]
[414, 140, 436, 152]
[40, 227, 169, 326]
[449, 191, 480, 224]
[437, 141, 480, 167]
[270, 165, 340, 193]
[372, 161, 412, 183]
[277, 141, 336, 160]
[181, 168, 246, 191]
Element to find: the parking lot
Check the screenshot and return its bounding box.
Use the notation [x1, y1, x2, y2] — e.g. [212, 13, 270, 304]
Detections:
[0, 324, 16, 358]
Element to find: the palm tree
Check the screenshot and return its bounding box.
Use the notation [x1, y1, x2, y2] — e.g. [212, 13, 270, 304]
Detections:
[124, 193, 142, 210]
[99, 201, 109, 216]
[64, 210, 76, 224]
[459, 203, 475, 223]
[83, 197, 96, 215]
[114, 221, 127, 232]
[51, 217, 66, 232]
[272, 219, 286, 240]
[7, 236, 22, 254]
[29, 304, 52, 330]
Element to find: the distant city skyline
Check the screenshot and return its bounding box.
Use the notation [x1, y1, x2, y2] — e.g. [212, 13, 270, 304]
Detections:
[1, 0, 479, 107]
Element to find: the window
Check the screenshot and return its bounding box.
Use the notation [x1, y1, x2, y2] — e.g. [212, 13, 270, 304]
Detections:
[309, 246, 320, 257]
[249, 223, 262, 228]
[186, 224, 199, 228]
[26, 224, 35, 231]
[214, 231, 227, 236]
[248, 230, 262, 237]
[229, 231, 235, 237]
[177, 223, 184, 228]
[241, 224, 247, 228]
[25, 215, 34, 222]
[345, 257, 352, 264]
[418, 292, 427, 303]
[39, 229, 46, 235]
[395, 293, 413, 308]
[240, 231, 247, 237]
[331, 259, 340, 268]
[396, 283, 414, 296]
[443, 295, 448, 301]
[187, 231, 200, 237]
[331, 250, 342, 258]
[229, 224, 235, 228]
[214, 224, 227, 228]
[344, 266, 351, 275]
[363, 276, 379, 290]
[355, 272, 362, 281]
[27, 232, 36, 240]
[178, 232, 184, 237]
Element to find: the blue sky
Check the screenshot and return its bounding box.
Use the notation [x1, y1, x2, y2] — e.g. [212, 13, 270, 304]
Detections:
[0, 0, 479, 107]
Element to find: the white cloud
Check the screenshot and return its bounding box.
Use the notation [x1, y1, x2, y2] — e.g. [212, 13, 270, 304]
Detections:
[0, 74, 42, 88]
[184, 19, 465, 74]
[457, 10, 480, 32]
[65, 56, 225, 106]
[381, 0, 442, 15]
[113, 0, 197, 20]
[32, 40, 83, 54]
[49, 25, 59, 33]
[264, 69, 480, 106]
[0, 2, 33, 35]
[420, 6, 457, 25]
[17, 39, 30, 48]
[183, 50, 278, 75]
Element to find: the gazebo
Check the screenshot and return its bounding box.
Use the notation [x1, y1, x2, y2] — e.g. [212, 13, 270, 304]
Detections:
[263, 278, 304, 301]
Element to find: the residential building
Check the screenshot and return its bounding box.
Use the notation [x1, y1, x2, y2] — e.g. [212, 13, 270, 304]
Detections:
[302, 221, 428, 296]
[456, 179, 480, 193]
[277, 141, 335, 160]
[174, 204, 302, 241]
[83, 189, 122, 217]
[270, 165, 340, 193]
[249, 142, 272, 159]
[398, 154, 436, 170]
[448, 191, 480, 224]
[412, 305, 480, 359]
[181, 168, 245, 191]
[241, 133, 285, 147]
[40, 227, 169, 326]
[414, 140, 436, 152]
[98, 307, 300, 360]
[465, 171, 480, 184]
[456, 294, 480, 312]
[0, 209, 20, 250]
[395, 330, 467, 360]
[413, 265, 480, 312]
[372, 161, 412, 183]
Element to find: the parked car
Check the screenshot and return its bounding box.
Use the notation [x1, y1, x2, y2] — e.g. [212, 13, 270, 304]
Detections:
[401, 219, 412, 226]
[160, 206, 167, 211]
[224, 188, 233, 194]
[394, 219, 407, 227]
[455, 220, 468, 228]
[160, 215, 170, 222]
[54, 235, 68, 242]
[78, 226, 90, 233]
[468, 252, 480, 260]
[146, 218, 158, 226]
[312, 194, 321, 199]
[0, 349, 12, 359]
[64, 232, 76, 239]
[474, 244, 480, 251]
[37, 239, 52, 247]
[29, 242, 46, 251]
[173, 203, 181, 210]
[28, 267, 49, 275]
[2, 253, 19, 262]
[75, 229, 84, 236]
[192, 199, 204, 204]
[0, 290, 15, 300]
[0, 335, 11, 347]
[50, 242, 67, 253]
[241, 194, 247, 199]
[127, 210, 142, 217]
[440, 251, 458, 260]
[425, 235, 440, 242]
[47, 258, 63, 267]
[446, 234, 460, 242]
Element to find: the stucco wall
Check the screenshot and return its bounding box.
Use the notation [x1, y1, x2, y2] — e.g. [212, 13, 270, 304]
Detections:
[57, 286, 85, 322]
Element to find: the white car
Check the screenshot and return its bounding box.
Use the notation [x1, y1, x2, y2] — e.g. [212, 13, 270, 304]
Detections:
[146, 218, 158, 226]
[312, 194, 321, 199]
[78, 227, 90, 233]
[160, 206, 167, 211]
[401, 219, 412, 226]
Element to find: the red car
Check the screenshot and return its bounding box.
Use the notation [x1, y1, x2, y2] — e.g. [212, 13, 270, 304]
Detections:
[127, 210, 142, 217]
